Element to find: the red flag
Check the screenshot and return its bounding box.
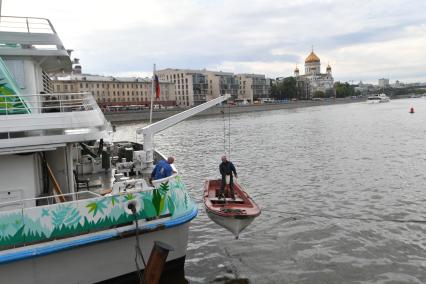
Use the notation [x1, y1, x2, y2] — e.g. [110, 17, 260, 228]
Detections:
[154, 75, 160, 98]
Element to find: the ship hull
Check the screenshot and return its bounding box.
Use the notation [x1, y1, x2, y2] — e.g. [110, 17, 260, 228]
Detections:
[0, 223, 190, 284]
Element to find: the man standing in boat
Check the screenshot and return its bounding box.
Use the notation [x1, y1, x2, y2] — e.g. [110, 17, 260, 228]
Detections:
[219, 155, 238, 199]
[150, 157, 175, 183]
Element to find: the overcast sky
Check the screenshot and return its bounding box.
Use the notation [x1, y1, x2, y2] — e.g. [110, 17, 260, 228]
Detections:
[3, 0, 426, 83]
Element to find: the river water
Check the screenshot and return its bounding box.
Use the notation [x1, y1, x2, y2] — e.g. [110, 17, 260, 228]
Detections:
[115, 98, 426, 284]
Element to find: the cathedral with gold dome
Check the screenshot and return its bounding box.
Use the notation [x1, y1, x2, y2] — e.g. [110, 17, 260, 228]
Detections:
[294, 49, 335, 99]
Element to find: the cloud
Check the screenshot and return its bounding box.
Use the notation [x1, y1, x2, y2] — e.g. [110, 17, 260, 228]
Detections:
[3, 0, 426, 82]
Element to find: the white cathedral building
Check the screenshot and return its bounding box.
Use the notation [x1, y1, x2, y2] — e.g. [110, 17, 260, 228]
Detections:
[294, 49, 335, 99]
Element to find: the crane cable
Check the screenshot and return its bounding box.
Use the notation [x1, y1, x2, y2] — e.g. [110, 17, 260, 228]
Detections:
[222, 104, 227, 156]
[228, 102, 231, 160]
[221, 101, 231, 159]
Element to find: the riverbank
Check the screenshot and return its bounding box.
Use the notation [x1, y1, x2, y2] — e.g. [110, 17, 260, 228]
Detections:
[105, 97, 364, 123]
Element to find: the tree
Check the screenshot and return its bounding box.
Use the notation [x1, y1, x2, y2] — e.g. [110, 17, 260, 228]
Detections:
[335, 82, 355, 98]
[270, 77, 297, 100]
[282, 77, 297, 99]
[313, 91, 325, 98]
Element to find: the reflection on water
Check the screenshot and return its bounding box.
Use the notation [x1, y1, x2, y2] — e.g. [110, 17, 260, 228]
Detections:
[116, 98, 426, 284]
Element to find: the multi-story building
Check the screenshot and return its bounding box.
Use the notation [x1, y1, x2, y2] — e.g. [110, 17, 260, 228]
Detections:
[378, 78, 390, 88]
[156, 69, 207, 106]
[157, 69, 240, 106]
[294, 49, 335, 99]
[51, 74, 176, 109]
[205, 71, 239, 101]
[236, 74, 270, 102]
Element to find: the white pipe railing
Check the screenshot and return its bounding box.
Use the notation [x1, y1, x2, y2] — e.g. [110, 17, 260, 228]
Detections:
[0, 92, 98, 114]
[0, 190, 101, 210]
[0, 16, 55, 34]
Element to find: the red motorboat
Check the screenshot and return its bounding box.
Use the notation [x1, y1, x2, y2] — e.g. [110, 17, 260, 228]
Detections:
[203, 179, 261, 239]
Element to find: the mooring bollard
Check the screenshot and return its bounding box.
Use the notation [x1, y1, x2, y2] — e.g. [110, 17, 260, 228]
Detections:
[142, 241, 174, 284]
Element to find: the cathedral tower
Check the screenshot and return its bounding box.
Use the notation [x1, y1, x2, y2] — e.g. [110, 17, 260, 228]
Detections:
[304, 49, 321, 75]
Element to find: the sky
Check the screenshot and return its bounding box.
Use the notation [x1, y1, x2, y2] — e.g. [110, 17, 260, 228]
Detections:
[2, 0, 426, 83]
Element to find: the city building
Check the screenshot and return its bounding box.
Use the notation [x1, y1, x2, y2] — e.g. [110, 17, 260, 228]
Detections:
[52, 74, 176, 109]
[355, 81, 377, 95]
[378, 78, 390, 88]
[392, 80, 405, 88]
[294, 49, 335, 99]
[156, 69, 207, 106]
[235, 74, 271, 103]
[157, 69, 241, 106]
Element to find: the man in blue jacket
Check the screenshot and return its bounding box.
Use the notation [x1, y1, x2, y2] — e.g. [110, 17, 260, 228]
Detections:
[219, 155, 237, 199]
[150, 157, 175, 183]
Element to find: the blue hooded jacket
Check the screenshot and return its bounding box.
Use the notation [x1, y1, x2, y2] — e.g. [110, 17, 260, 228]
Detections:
[151, 160, 173, 180]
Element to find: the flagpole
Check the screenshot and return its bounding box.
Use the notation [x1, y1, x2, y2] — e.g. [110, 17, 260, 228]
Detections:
[149, 63, 156, 124]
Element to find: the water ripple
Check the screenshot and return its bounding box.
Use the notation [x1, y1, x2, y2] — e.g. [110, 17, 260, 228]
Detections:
[116, 99, 426, 283]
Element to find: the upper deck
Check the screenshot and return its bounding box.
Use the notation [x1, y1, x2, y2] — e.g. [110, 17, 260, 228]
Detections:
[0, 16, 71, 72]
[0, 92, 110, 154]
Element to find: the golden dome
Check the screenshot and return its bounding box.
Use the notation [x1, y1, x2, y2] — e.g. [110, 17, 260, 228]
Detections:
[294, 66, 299, 72]
[305, 51, 320, 63]
[326, 64, 331, 70]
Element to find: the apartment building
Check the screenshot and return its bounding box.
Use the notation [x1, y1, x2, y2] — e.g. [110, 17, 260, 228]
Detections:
[378, 78, 390, 88]
[236, 74, 271, 102]
[51, 74, 176, 108]
[157, 69, 240, 106]
[156, 69, 208, 106]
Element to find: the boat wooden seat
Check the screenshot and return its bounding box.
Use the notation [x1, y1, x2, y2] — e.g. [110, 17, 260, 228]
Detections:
[209, 197, 244, 204]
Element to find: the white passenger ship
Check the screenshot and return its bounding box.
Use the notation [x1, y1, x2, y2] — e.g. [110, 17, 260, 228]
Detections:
[367, 93, 390, 103]
[0, 14, 228, 283]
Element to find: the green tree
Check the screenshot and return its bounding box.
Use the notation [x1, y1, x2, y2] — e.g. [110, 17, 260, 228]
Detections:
[270, 77, 297, 100]
[283, 77, 297, 99]
[335, 82, 355, 98]
[313, 91, 325, 98]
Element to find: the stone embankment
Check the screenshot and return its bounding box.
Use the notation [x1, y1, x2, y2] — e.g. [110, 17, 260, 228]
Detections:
[105, 98, 363, 123]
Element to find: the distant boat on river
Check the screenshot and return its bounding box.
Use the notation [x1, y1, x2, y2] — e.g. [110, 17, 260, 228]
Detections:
[367, 93, 390, 103]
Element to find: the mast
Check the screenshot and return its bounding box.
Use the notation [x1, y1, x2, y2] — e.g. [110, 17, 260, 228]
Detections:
[149, 64, 156, 124]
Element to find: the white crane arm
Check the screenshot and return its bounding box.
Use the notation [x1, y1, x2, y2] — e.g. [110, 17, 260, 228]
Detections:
[137, 94, 231, 172]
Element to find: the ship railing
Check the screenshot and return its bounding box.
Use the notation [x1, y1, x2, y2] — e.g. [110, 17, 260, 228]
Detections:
[0, 16, 56, 34]
[0, 92, 99, 114]
[0, 191, 101, 211]
[151, 172, 179, 188]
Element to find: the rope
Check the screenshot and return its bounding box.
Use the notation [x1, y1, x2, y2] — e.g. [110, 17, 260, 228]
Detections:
[133, 212, 147, 284]
[262, 208, 426, 224]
